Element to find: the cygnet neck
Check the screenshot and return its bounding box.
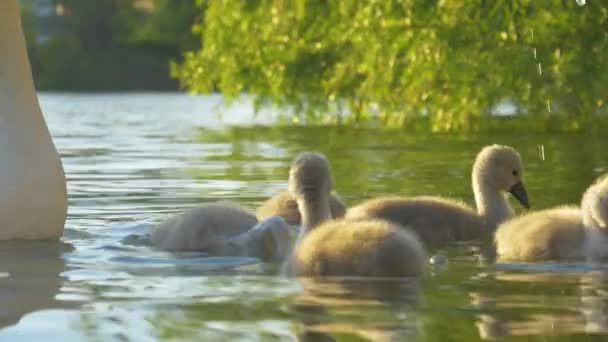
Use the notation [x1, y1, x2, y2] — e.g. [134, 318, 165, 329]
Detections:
[581, 184, 607, 230]
[296, 193, 332, 235]
[472, 173, 514, 231]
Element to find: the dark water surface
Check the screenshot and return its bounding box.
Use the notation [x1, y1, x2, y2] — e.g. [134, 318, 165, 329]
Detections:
[1, 93, 607, 341]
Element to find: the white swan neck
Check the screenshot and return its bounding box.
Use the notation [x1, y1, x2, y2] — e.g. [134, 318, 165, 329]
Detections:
[0, 1, 21, 29]
[1, 0, 38, 104]
[0, 0, 67, 239]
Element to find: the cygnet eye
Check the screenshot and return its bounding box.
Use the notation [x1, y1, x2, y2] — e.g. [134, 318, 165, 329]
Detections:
[512, 170, 518, 176]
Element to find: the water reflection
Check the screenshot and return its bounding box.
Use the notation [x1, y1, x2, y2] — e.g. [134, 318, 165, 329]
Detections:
[0, 241, 74, 329]
[474, 267, 608, 339]
[291, 277, 421, 341]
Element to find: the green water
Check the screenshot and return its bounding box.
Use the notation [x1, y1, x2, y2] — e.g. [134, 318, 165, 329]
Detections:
[0, 93, 607, 341]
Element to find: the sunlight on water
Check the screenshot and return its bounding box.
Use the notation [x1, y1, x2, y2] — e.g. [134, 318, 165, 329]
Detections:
[0, 93, 607, 340]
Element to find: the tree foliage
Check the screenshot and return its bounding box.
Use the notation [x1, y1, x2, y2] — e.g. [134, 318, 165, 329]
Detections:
[175, 1, 608, 131]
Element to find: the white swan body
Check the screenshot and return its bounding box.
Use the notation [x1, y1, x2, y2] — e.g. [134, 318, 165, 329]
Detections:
[0, 0, 67, 239]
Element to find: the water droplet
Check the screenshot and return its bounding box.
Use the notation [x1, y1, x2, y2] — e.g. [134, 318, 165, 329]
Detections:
[533, 48, 537, 60]
[429, 254, 448, 266]
[537, 144, 545, 161]
[537, 63, 543, 75]
[576, 0, 586, 6]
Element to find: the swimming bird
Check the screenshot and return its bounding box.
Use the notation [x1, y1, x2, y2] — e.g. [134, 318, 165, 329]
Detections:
[285, 152, 425, 277]
[495, 174, 608, 261]
[151, 203, 295, 261]
[345, 145, 529, 248]
[0, 0, 67, 239]
[257, 189, 346, 225]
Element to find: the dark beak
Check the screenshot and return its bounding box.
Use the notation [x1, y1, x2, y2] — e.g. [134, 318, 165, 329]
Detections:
[509, 181, 530, 209]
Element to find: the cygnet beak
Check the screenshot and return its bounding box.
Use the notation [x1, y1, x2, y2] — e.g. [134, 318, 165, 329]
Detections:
[509, 181, 530, 209]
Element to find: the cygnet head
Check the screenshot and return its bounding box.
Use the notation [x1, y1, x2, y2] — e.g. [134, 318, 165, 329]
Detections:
[582, 174, 608, 230]
[288, 152, 333, 202]
[473, 144, 529, 208]
[288, 152, 334, 231]
[247, 216, 297, 261]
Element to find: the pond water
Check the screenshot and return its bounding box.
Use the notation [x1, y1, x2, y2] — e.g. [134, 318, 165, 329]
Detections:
[1, 92, 608, 341]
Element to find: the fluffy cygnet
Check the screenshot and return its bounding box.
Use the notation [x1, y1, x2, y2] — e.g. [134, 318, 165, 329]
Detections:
[285, 152, 426, 277]
[227, 216, 298, 261]
[346, 145, 529, 248]
[151, 203, 295, 261]
[257, 190, 346, 225]
[495, 174, 608, 261]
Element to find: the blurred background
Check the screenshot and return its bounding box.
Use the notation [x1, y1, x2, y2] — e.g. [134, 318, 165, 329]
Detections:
[20, 0, 199, 90]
